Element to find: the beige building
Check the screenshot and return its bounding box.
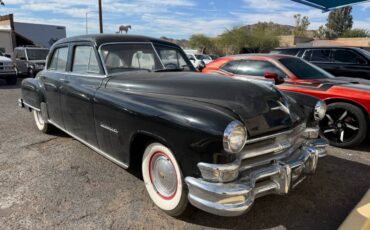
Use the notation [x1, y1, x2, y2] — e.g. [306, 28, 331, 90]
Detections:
[279, 35, 370, 48]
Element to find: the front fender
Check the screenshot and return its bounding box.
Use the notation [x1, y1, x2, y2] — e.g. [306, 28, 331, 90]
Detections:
[21, 78, 45, 110]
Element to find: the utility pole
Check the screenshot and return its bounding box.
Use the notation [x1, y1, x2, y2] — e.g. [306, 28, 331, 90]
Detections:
[98, 0, 103, 33]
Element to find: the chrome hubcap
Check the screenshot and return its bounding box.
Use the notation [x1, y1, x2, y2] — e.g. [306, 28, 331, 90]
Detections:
[150, 153, 177, 198]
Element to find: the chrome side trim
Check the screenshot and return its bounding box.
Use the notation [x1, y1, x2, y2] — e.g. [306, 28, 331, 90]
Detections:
[245, 123, 306, 145]
[48, 120, 128, 169]
[99, 123, 119, 134]
[18, 98, 41, 112]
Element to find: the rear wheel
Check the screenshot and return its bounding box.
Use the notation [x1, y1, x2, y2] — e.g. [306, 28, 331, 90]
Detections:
[33, 110, 53, 134]
[320, 102, 367, 148]
[142, 143, 189, 217]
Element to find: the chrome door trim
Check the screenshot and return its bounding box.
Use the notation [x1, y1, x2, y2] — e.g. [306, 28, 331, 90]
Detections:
[48, 120, 129, 169]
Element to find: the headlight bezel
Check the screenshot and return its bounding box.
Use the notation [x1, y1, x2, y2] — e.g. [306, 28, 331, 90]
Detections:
[223, 121, 247, 154]
[314, 100, 327, 121]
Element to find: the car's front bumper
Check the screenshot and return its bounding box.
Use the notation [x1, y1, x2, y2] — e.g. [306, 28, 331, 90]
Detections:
[185, 126, 328, 217]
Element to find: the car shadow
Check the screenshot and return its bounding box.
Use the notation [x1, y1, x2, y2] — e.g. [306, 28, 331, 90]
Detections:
[177, 156, 370, 230]
[351, 141, 370, 152]
[0, 78, 21, 89]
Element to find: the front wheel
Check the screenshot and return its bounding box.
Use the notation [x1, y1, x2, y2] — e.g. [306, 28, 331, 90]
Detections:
[142, 143, 189, 217]
[33, 110, 53, 134]
[320, 102, 368, 148]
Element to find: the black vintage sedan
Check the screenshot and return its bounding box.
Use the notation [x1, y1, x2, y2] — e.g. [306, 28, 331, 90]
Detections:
[18, 34, 327, 217]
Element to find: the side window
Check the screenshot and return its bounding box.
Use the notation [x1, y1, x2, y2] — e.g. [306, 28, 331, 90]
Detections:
[48, 49, 59, 70]
[72, 46, 100, 74]
[237, 60, 285, 78]
[131, 52, 155, 70]
[56, 47, 68, 71]
[302, 50, 312, 61]
[333, 49, 366, 64]
[221, 60, 240, 74]
[311, 49, 331, 62]
[47, 47, 68, 71]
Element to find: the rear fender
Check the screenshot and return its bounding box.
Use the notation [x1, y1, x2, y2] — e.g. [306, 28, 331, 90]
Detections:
[21, 78, 45, 110]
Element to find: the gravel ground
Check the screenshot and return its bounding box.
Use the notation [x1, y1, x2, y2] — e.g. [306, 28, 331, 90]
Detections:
[0, 79, 369, 230]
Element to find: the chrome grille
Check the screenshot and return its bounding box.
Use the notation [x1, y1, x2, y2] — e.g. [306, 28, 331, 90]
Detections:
[239, 123, 306, 171]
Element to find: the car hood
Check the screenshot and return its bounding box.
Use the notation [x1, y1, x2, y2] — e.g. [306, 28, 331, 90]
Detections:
[0, 56, 12, 63]
[302, 77, 370, 92]
[106, 72, 305, 137]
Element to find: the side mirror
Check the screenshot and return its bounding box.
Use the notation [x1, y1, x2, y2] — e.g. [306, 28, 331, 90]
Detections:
[197, 61, 206, 72]
[264, 72, 285, 85]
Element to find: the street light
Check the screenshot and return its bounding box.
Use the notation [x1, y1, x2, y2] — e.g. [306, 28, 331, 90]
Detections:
[85, 11, 97, 34]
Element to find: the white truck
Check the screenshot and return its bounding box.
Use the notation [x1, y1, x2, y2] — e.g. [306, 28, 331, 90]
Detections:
[0, 51, 17, 85]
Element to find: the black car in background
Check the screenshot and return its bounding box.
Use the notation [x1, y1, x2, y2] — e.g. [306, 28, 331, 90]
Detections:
[271, 47, 370, 80]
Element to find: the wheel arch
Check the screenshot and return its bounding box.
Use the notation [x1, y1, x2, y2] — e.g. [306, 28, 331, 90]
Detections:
[324, 98, 370, 119]
[128, 131, 172, 171]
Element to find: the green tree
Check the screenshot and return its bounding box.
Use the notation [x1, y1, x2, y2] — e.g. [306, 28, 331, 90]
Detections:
[326, 6, 353, 38]
[293, 14, 310, 36]
[340, 29, 369, 38]
[188, 34, 214, 54]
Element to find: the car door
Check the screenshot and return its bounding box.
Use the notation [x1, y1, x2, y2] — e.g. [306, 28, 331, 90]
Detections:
[332, 49, 370, 79]
[60, 43, 105, 147]
[42, 45, 69, 128]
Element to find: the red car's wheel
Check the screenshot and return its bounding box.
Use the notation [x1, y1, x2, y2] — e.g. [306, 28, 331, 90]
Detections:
[320, 102, 367, 148]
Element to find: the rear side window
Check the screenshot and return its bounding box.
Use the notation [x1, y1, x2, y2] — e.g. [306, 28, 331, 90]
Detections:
[333, 49, 366, 64]
[311, 49, 331, 62]
[48, 47, 69, 71]
[72, 46, 100, 74]
[221, 60, 240, 73]
[237, 60, 285, 78]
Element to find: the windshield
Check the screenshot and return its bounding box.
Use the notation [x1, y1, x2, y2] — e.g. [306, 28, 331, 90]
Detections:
[358, 48, 370, 58]
[195, 54, 211, 60]
[26, 49, 49, 60]
[279, 57, 334, 79]
[99, 43, 193, 74]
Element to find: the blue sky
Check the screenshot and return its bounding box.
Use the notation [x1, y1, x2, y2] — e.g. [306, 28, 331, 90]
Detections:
[0, 0, 370, 39]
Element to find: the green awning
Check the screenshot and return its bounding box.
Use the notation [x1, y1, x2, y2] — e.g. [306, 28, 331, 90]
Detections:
[291, 0, 370, 11]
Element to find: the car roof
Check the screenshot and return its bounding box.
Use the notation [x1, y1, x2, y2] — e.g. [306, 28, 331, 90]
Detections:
[54, 34, 179, 48]
[224, 53, 293, 60]
[274, 46, 364, 50]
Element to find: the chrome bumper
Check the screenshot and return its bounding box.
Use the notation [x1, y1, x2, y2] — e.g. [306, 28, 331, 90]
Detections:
[185, 135, 328, 217]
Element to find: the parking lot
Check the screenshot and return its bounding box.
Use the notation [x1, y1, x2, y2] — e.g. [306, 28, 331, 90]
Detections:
[0, 80, 369, 230]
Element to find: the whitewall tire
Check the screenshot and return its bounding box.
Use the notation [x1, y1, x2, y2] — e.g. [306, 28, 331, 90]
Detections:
[142, 143, 189, 216]
[33, 110, 52, 133]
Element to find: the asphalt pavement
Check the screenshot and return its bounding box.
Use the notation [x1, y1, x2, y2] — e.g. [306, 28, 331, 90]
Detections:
[0, 79, 369, 230]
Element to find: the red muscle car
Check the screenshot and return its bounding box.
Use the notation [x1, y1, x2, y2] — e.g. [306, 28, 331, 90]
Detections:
[203, 54, 370, 148]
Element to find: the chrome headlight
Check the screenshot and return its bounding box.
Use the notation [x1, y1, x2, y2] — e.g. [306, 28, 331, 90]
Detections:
[314, 100, 327, 121]
[223, 121, 247, 153]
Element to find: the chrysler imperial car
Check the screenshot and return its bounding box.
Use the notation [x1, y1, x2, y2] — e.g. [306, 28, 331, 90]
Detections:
[18, 34, 327, 217]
